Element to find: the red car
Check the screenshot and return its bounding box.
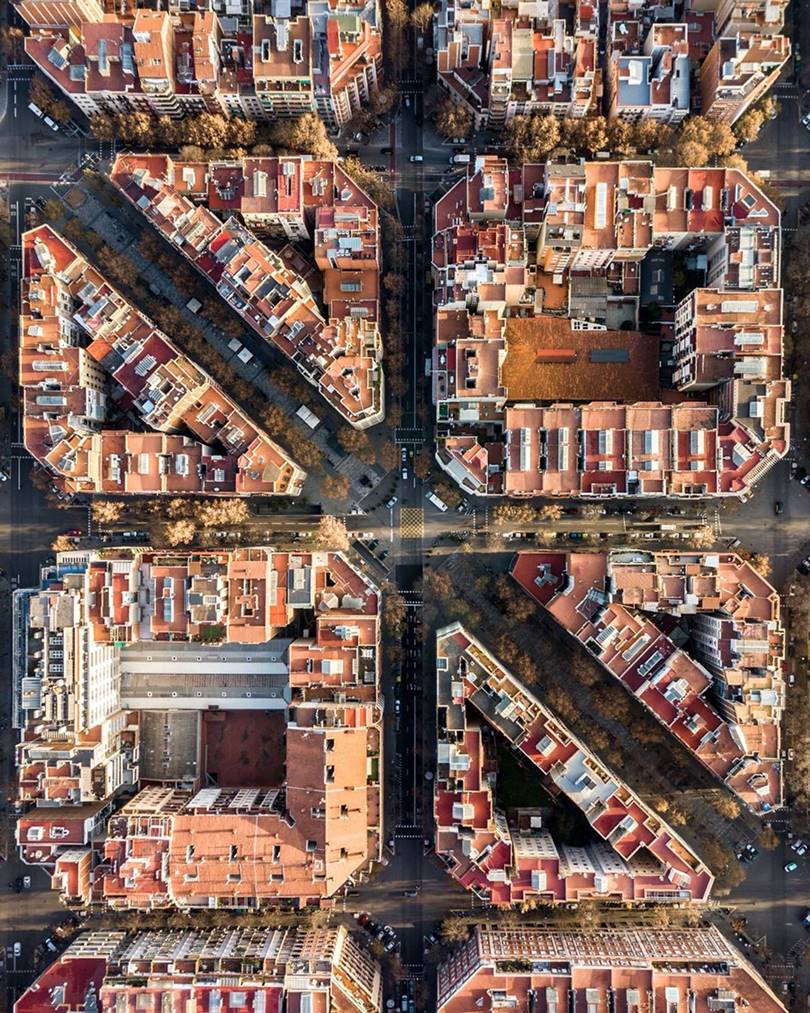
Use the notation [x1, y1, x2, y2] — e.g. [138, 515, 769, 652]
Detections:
[65, 529, 83, 537]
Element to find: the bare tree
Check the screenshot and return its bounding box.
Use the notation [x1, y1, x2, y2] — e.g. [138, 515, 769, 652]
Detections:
[321, 474, 351, 500]
[92, 501, 124, 525]
[434, 94, 472, 139]
[313, 515, 350, 552]
[198, 499, 250, 528]
[163, 520, 197, 546]
[411, 1, 435, 31]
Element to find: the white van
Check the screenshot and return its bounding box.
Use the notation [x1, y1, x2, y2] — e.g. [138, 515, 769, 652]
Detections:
[295, 404, 321, 430]
[426, 491, 448, 512]
[28, 102, 44, 118]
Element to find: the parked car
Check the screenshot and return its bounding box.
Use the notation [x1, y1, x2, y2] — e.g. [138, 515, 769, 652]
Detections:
[13, 943, 21, 958]
[386, 496, 398, 509]
[22, 876, 31, 889]
[774, 501, 784, 515]
[785, 861, 798, 872]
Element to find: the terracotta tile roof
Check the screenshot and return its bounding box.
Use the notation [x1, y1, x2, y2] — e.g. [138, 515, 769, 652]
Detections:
[502, 317, 659, 402]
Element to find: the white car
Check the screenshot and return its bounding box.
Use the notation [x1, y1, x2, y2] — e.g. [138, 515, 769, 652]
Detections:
[13, 943, 21, 958]
[22, 876, 31, 889]
[409, 155, 423, 163]
[43, 116, 59, 131]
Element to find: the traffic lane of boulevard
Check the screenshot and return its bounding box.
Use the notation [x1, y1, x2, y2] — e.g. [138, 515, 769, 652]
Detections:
[0, 82, 84, 175]
[743, 88, 810, 208]
[728, 840, 810, 958]
[348, 837, 467, 964]
[2, 456, 86, 589]
[0, 860, 65, 1003]
[721, 462, 810, 584]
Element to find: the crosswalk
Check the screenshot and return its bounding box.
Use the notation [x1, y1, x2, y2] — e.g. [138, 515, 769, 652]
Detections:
[395, 427, 425, 445]
[394, 824, 423, 840]
[400, 507, 424, 540]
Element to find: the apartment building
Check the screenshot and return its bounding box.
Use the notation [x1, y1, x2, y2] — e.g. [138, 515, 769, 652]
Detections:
[20, 225, 304, 498]
[16, 926, 383, 1013]
[14, 0, 105, 30]
[110, 152, 385, 428]
[314, 6, 383, 128]
[437, 926, 787, 1012]
[435, 0, 599, 129]
[511, 550, 784, 813]
[13, 547, 383, 908]
[433, 0, 788, 128]
[700, 31, 790, 124]
[673, 289, 788, 456]
[711, 0, 789, 35]
[19, 0, 383, 126]
[606, 23, 690, 123]
[435, 623, 714, 906]
[431, 156, 790, 500]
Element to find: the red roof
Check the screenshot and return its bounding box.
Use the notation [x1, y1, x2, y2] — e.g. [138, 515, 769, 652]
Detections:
[16, 956, 107, 1013]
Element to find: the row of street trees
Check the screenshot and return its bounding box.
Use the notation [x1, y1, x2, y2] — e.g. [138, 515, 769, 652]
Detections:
[88, 109, 341, 162]
[502, 112, 741, 165]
